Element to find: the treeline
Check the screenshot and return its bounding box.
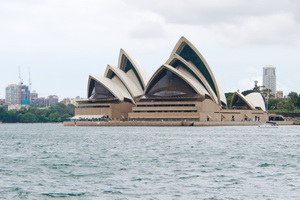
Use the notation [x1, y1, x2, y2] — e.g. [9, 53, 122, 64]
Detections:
[267, 92, 300, 112]
[0, 103, 75, 123]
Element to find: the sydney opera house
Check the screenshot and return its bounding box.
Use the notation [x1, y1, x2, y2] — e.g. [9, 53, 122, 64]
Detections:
[74, 37, 267, 122]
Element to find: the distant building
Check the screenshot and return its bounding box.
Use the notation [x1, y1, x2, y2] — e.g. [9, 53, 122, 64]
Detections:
[0, 99, 5, 105]
[5, 84, 20, 104]
[31, 97, 46, 106]
[30, 90, 38, 100]
[276, 91, 284, 99]
[70, 96, 81, 106]
[46, 95, 59, 106]
[7, 104, 23, 111]
[5, 84, 30, 105]
[61, 98, 71, 105]
[20, 85, 30, 105]
[263, 65, 276, 96]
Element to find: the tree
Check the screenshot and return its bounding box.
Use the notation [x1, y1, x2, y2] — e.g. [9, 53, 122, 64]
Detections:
[20, 113, 38, 123]
[225, 92, 234, 107]
[242, 90, 255, 96]
[287, 92, 299, 107]
[285, 103, 295, 112]
[3, 110, 19, 123]
[48, 113, 61, 122]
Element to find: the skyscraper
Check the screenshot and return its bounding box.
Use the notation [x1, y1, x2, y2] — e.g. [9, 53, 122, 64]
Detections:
[5, 84, 30, 105]
[263, 65, 276, 96]
[5, 84, 20, 104]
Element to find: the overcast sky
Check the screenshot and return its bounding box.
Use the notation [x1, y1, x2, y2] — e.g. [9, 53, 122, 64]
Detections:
[1, 0, 299, 100]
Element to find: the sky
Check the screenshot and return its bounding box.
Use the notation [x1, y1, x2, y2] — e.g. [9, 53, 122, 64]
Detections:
[0, 0, 299, 100]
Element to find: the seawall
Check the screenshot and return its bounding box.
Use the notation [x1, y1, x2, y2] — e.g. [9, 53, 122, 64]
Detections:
[63, 121, 294, 127]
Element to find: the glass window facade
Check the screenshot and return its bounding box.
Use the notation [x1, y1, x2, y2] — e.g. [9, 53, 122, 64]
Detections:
[146, 69, 198, 98]
[88, 80, 116, 100]
[122, 56, 145, 90]
[179, 45, 217, 95]
[231, 96, 251, 109]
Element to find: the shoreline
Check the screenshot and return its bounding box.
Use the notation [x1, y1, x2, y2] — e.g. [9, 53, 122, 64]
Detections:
[0, 121, 296, 126]
[63, 120, 295, 127]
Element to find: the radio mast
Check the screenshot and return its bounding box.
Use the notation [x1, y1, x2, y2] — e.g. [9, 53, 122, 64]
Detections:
[18, 66, 23, 85]
[28, 67, 32, 91]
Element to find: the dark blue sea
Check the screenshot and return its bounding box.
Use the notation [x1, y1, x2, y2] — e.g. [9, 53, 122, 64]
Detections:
[0, 124, 299, 199]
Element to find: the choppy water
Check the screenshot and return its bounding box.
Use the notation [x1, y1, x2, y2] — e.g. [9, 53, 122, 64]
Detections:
[0, 124, 299, 199]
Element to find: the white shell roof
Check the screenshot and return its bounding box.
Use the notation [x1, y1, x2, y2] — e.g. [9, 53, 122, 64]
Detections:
[169, 36, 226, 106]
[118, 49, 149, 89]
[145, 64, 209, 97]
[231, 92, 255, 109]
[245, 92, 266, 111]
[88, 75, 133, 102]
[166, 54, 218, 104]
[104, 65, 143, 98]
[231, 92, 266, 111]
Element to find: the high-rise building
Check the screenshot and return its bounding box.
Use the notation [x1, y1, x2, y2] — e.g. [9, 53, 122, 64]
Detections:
[46, 95, 59, 106]
[276, 91, 283, 99]
[20, 85, 30, 105]
[31, 97, 46, 106]
[0, 99, 5, 105]
[5, 84, 30, 105]
[5, 84, 20, 104]
[30, 90, 38, 99]
[263, 65, 276, 96]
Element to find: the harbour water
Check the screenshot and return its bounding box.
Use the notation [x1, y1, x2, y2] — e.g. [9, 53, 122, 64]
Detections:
[0, 124, 299, 199]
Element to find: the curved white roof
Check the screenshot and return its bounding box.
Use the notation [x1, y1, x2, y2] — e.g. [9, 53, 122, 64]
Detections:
[145, 64, 209, 97]
[245, 92, 266, 111]
[104, 65, 143, 99]
[88, 75, 133, 102]
[230, 92, 255, 110]
[118, 49, 149, 90]
[170, 36, 225, 106]
[166, 54, 218, 104]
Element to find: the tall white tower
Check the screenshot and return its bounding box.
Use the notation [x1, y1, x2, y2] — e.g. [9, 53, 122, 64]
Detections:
[263, 65, 276, 95]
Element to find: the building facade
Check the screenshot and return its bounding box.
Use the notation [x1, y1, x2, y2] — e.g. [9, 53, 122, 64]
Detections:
[46, 95, 59, 106]
[74, 37, 267, 122]
[263, 65, 276, 96]
[5, 84, 30, 105]
[5, 84, 20, 104]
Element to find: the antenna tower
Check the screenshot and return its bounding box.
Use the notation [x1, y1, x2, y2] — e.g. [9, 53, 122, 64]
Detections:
[18, 66, 23, 85]
[28, 67, 32, 91]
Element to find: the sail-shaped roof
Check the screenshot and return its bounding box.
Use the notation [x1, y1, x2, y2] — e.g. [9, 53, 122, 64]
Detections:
[245, 92, 266, 111]
[230, 92, 266, 111]
[169, 36, 226, 106]
[118, 49, 148, 91]
[166, 54, 218, 104]
[145, 64, 209, 98]
[104, 65, 143, 99]
[87, 75, 133, 103]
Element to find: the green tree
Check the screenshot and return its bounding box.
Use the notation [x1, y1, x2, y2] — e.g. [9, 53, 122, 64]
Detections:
[20, 113, 38, 123]
[3, 110, 19, 123]
[48, 113, 61, 122]
[225, 92, 234, 107]
[285, 103, 295, 112]
[287, 92, 299, 107]
[241, 89, 255, 96]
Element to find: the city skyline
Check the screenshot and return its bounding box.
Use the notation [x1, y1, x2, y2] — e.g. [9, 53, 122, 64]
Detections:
[0, 1, 300, 99]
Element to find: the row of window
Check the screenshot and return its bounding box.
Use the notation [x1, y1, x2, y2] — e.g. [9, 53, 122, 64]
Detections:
[137, 104, 196, 107]
[133, 110, 197, 113]
[130, 118, 200, 122]
[78, 105, 110, 108]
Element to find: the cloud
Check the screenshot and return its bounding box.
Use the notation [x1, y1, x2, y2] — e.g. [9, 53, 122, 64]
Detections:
[128, 12, 166, 39]
[214, 13, 300, 47]
[128, 0, 300, 47]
